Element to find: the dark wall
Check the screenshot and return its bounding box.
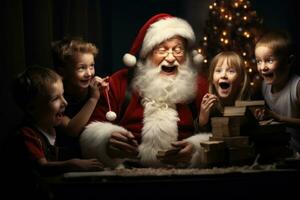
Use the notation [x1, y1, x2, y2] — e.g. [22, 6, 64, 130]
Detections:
[107, 0, 184, 74]
[252, 0, 300, 74]
[107, 0, 300, 75]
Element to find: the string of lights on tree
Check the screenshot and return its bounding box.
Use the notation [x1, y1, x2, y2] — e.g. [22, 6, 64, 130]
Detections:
[198, 0, 264, 95]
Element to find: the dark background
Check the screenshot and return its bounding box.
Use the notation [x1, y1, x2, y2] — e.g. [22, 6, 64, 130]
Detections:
[1, 0, 299, 147]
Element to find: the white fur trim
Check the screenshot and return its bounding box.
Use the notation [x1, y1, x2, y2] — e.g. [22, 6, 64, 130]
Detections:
[140, 17, 195, 58]
[123, 53, 137, 67]
[80, 121, 127, 168]
[139, 100, 179, 167]
[184, 133, 212, 168]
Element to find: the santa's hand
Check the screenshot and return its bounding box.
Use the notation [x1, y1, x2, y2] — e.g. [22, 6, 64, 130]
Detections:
[157, 141, 194, 165]
[107, 131, 139, 159]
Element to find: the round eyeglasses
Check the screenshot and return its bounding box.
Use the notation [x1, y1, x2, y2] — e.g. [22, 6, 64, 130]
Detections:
[153, 47, 185, 58]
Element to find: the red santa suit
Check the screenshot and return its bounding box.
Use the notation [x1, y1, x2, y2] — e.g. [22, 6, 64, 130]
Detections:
[80, 67, 210, 168]
[80, 13, 211, 168]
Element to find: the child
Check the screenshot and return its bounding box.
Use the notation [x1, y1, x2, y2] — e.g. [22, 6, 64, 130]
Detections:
[199, 51, 249, 130]
[255, 31, 300, 155]
[51, 37, 108, 159]
[11, 66, 103, 197]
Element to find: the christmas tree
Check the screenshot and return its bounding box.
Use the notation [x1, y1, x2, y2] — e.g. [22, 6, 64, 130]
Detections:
[198, 0, 264, 97]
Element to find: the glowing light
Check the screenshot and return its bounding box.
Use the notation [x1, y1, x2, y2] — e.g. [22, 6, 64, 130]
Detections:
[243, 31, 250, 38]
[204, 59, 208, 63]
[242, 52, 247, 56]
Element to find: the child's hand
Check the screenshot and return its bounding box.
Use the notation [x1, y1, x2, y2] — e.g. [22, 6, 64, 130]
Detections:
[199, 93, 218, 126]
[254, 108, 265, 121]
[89, 76, 109, 100]
[255, 108, 280, 121]
[68, 158, 104, 171]
[99, 76, 109, 90]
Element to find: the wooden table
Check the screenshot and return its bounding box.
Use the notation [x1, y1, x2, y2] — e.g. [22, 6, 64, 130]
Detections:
[43, 165, 300, 200]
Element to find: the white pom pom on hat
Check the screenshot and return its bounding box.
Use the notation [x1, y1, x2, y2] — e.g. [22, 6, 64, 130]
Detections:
[192, 49, 204, 65]
[123, 53, 137, 67]
[123, 13, 198, 67]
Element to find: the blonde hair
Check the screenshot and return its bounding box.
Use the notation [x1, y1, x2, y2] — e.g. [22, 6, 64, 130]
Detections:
[208, 51, 249, 101]
[52, 37, 98, 70]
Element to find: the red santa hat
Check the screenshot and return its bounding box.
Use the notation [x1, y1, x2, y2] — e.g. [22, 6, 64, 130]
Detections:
[123, 13, 203, 67]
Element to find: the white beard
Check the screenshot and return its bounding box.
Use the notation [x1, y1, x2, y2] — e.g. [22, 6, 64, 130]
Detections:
[132, 58, 197, 104]
[132, 58, 197, 167]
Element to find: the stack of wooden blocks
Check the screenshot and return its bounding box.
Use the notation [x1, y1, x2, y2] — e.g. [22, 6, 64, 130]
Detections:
[199, 140, 227, 167]
[210, 117, 255, 166]
[200, 101, 267, 167]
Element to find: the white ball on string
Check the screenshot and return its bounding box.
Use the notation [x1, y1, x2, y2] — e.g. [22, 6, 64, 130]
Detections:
[106, 111, 117, 121]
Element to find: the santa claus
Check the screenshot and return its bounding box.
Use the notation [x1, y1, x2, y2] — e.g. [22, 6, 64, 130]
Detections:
[80, 13, 211, 168]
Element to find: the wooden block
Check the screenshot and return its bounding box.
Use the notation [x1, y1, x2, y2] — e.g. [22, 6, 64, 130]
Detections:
[223, 106, 246, 117]
[210, 136, 250, 148]
[201, 150, 227, 165]
[234, 100, 265, 107]
[211, 117, 230, 137]
[211, 117, 241, 137]
[228, 146, 255, 165]
[234, 100, 265, 120]
[200, 140, 226, 152]
[157, 147, 181, 157]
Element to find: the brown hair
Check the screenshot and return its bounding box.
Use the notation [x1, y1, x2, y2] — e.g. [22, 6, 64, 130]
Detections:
[51, 37, 98, 71]
[208, 51, 249, 101]
[13, 66, 62, 112]
[255, 31, 292, 59]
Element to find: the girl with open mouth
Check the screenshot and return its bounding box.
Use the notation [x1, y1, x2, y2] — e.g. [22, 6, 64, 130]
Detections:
[199, 51, 249, 131]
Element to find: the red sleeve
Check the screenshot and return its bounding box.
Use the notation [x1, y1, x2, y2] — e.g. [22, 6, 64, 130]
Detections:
[19, 127, 45, 160]
[89, 68, 129, 124]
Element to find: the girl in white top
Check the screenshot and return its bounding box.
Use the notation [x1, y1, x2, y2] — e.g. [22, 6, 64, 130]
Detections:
[255, 31, 300, 153]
